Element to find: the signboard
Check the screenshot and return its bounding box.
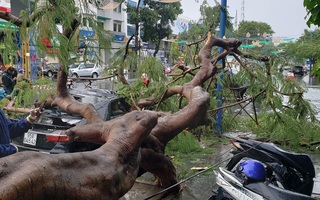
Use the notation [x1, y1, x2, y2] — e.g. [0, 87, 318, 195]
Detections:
[114, 34, 125, 42]
[0, 0, 10, 13]
[79, 29, 96, 39]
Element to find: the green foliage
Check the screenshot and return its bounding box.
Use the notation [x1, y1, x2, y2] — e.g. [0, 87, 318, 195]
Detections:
[169, 43, 183, 63]
[116, 56, 169, 107]
[127, 0, 182, 56]
[248, 112, 320, 150]
[304, 0, 320, 27]
[166, 130, 213, 156]
[13, 78, 56, 108]
[235, 21, 274, 38]
[200, 0, 233, 35]
[284, 29, 320, 77]
[179, 1, 233, 42]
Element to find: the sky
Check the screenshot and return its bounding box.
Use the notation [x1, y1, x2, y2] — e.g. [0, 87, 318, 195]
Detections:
[181, 0, 317, 38]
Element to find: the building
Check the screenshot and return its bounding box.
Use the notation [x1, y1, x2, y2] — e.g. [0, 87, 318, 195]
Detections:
[97, 0, 127, 65]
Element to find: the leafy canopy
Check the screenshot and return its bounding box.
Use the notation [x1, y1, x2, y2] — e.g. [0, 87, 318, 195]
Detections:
[235, 21, 274, 38]
[304, 0, 320, 27]
[126, 0, 182, 56]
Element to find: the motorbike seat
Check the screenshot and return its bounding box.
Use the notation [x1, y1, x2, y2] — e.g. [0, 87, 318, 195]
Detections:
[246, 182, 315, 200]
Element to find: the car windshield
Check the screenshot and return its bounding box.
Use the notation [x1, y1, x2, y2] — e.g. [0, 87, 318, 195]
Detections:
[69, 63, 80, 69]
[47, 63, 60, 69]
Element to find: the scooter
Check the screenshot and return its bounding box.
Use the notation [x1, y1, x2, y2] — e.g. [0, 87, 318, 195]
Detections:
[210, 137, 316, 200]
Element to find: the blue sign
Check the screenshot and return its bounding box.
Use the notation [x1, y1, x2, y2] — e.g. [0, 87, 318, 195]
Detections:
[80, 30, 95, 38]
[306, 60, 312, 65]
[114, 34, 125, 42]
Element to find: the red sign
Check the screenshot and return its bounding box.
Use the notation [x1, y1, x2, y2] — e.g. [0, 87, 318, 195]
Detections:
[0, 6, 10, 13]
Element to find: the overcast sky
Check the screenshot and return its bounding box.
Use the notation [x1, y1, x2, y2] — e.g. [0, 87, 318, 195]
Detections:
[181, 0, 317, 38]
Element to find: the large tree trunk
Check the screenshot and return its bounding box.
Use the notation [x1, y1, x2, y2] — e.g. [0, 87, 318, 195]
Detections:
[0, 110, 158, 200]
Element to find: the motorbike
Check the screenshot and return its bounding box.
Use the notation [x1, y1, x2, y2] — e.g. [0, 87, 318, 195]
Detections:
[210, 137, 316, 200]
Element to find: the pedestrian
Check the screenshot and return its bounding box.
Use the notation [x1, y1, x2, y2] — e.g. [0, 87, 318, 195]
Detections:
[0, 107, 42, 157]
[1, 66, 17, 95]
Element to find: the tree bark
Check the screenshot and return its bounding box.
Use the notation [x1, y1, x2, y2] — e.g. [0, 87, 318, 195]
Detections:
[0, 110, 158, 200]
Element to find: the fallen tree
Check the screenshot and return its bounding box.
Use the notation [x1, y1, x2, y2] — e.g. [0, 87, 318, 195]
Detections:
[0, 34, 242, 200]
[0, 110, 158, 200]
[0, 1, 243, 199]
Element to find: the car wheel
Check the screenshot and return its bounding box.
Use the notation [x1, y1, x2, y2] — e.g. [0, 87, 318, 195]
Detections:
[92, 73, 98, 78]
[72, 73, 78, 78]
[47, 71, 53, 78]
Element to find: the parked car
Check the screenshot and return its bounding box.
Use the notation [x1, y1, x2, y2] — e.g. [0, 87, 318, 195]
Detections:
[42, 63, 60, 78]
[292, 65, 305, 76]
[11, 88, 131, 154]
[68, 62, 102, 78]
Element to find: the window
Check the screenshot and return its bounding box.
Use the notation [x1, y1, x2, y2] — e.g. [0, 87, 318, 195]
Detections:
[83, 18, 95, 28]
[85, 64, 94, 68]
[113, 4, 121, 13]
[82, 18, 87, 26]
[113, 22, 121, 32]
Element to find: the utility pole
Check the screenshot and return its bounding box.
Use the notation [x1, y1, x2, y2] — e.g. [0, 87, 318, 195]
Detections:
[22, 33, 30, 78]
[215, 0, 227, 134]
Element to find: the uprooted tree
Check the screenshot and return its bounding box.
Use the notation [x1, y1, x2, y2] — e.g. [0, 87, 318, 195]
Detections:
[0, 1, 319, 200]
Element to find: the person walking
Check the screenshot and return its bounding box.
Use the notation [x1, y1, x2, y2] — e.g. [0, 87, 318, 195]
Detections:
[0, 107, 42, 157]
[2, 66, 17, 95]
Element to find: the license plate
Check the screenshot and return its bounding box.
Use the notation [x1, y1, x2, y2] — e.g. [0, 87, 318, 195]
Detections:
[23, 132, 37, 146]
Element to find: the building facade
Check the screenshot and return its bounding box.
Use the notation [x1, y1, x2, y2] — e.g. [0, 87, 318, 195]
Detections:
[97, 0, 127, 65]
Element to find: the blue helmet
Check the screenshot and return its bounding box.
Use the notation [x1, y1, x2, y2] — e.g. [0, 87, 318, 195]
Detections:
[236, 159, 266, 181]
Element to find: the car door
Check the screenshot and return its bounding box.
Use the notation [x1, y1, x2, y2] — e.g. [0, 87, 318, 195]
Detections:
[77, 63, 87, 77]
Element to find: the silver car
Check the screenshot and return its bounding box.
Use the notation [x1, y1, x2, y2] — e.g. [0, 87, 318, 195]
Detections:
[68, 63, 102, 78]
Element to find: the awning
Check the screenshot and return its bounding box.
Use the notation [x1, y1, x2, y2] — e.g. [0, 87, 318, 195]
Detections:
[241, 44, 257, 49]
[97, 16, 111, 21]
[0, 21, 18, 30]
[174, 40, 187, 45]
[259, 40, 272, 45]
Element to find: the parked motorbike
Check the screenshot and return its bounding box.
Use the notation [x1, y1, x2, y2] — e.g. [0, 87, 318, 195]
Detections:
[210, 137, 316, 200]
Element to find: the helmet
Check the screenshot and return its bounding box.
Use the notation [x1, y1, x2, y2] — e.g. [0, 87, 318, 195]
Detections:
[235, 159, 266, 182]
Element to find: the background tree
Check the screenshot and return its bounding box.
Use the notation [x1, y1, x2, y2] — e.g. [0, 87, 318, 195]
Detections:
[127, 0, 182, 57]
[178, 23, 204, 42]
[285, 29, 320, 63]
[304, 0, 320, 27]
[179, 0, 233, 42]
[235, 21, 274, 39]
[199, 0, 233, 35]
